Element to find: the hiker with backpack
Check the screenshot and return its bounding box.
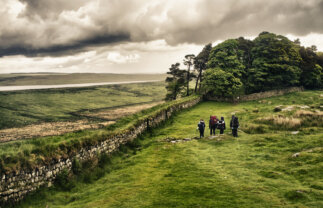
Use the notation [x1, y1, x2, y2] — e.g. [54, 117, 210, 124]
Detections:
[217, 117, 226, 134]
[230, 115, 239, 137]
[209, 115, 217, 135]
[197, 119, 206, 138]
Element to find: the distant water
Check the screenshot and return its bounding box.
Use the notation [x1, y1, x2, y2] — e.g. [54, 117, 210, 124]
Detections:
[0, 80, 160, 92]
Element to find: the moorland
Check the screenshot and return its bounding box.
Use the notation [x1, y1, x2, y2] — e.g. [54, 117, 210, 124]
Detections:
[13, 90, 323, 208]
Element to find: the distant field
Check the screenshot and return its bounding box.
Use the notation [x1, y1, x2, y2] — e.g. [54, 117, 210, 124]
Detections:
[0, 73, 167, 86]
[0, 81, 166, 129]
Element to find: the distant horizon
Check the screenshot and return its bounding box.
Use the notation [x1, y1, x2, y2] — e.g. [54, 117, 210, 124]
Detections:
[0, 72, 167, 75]
[1, 0, 323, 74]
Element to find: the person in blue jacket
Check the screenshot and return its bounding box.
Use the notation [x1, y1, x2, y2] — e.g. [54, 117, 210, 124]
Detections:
[197, 119, 206, 138]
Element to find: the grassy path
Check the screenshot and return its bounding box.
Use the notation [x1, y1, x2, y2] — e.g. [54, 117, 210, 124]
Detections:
[16, 91, 323, 208]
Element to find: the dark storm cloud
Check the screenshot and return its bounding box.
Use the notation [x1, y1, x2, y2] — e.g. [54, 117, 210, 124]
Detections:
[0, 0, 323, 57]
[0, 33, 130, 57]
[18, 0, 87, 19]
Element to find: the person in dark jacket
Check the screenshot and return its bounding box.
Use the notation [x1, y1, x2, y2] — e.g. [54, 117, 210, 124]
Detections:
[217, 117, 226, 134]
[230, 115, 239, 137]
[209, 115, 217, 135]
[197, 119, 206, 138]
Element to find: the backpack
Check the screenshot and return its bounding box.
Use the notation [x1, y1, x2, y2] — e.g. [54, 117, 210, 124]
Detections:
[210, 116, 217, 125]
[233, 117, 239, 127]
[218, 120, 224, 129]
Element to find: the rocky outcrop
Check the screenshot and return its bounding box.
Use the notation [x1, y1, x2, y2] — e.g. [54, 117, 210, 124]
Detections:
[0, 97, 201, 205]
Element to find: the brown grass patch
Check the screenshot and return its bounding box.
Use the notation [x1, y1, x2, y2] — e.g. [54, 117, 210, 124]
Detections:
[82, 101, 164, 120]
[0, 120, 115, 143]
[259, 116, 301, 129]
[294, 110, 323, 117]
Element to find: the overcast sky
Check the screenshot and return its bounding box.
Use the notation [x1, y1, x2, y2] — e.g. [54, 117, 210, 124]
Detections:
[0, 0, 323, 74]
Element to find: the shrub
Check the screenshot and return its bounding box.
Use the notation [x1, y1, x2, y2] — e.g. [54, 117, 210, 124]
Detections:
[126, 138, 141, 149]
[0, 159, 4, 174]
[55, 168, 75, 191]
[243, 124, 268, 134]
[19, 156, 32, 169]
[119, 144, 128, 153]
[94, 168, 105, 179]
[284, 190, 307, 201]
[23, 149, 30, 157]
[253, 108, 259, 113]
[82, 173, 93, 184]
[98, 153, 111, 168]
[274, 107, 282, 112]
[72, 158, 82, 175]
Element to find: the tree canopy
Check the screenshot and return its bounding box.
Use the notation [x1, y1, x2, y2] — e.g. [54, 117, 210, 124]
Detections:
[165, 31, 322, 100]
[207, 39, 245, 79]
[247, 32, 302, 93]
[202, 68, 242, 98]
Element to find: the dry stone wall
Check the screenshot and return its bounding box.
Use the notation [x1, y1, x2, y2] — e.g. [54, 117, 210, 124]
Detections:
[0, 97, 201, 205]
[206, 87, 304, 102]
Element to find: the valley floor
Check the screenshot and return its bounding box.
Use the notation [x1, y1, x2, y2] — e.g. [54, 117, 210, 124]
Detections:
[16, 91, 323, 208]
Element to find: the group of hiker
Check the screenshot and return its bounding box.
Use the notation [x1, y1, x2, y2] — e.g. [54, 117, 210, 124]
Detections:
[197, 115, 239, 138]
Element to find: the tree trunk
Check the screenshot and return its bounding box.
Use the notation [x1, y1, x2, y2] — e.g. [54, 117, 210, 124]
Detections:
[198, 69, 203, 92]
[194, 72, 200, 93]
[186, 64, 191, 96]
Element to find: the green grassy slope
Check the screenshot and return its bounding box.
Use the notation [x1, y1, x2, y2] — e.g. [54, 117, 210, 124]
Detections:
[0, 82, 166, 129]
[0, 73, 167, 86]
[15, 90, 323, 208]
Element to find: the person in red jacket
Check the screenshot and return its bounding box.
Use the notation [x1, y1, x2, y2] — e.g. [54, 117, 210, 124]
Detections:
[209, 115, 217, 135]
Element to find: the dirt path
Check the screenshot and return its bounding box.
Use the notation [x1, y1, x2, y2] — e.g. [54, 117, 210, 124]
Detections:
[0, 101, 163, 143]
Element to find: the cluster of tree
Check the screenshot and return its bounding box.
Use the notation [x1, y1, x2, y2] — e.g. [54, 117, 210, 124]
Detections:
[165, 32, 323, 100]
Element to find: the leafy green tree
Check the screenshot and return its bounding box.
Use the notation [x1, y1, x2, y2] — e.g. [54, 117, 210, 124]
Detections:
[247, 32, 302, 93]
[165, 63, 186, 100]
[202, 68, 242, 98]
[316, 52, 323, 68]
[194, 43, 212, 93]
[207, 39, 245, 79]
[299, 46, 323, 89]
[183, 54, 195, 96]
[237, 37, 254, 70]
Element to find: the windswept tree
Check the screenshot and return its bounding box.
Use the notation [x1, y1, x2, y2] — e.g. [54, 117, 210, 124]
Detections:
[194, 43, 212, 93]
[165, 63, 186, 100]
[183, 54, 195, 96]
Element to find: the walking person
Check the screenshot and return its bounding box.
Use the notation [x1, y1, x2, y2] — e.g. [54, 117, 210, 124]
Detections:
[230, 115, 239, 137]
[217, 117, 226, 134]
[197, 119, 206, 138]
[209, 115, 217, 135]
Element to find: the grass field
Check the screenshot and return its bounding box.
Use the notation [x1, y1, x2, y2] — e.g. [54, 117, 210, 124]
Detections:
[0, 81, 166, 129]
[14, 90, 323, 208]
[0, 73, 167, 86]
